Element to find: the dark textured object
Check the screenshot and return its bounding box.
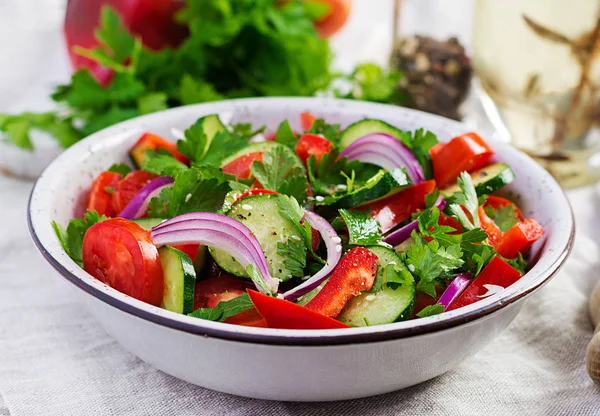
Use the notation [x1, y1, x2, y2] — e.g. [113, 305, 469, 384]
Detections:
[390, 35, 472, 120]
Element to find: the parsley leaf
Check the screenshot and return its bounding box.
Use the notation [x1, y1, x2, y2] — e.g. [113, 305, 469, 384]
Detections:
[188, 293, 254, 322]
[399, 129, 439, 180]
[197, 131, 249, 167]
[52, 211, 107, 267]
[108, 163, 132, 177]
[230, 123, 266, 141]
[250, 147, 308, 202]
[336, 63, 405, 106]
[416, 304, 444, 318]
[306, 119, 341, 144]
[448, 172, 480, 230]
[505, 253, 527, 275]
[484, 205, 520, 232]
[148, 166, 231, 218]
[275, 120, 297, 147]
[276, 195, 324, 264]
[142, 151, 188, 177]
[277, 239, 307, 278]
[338, 209, 382, 246]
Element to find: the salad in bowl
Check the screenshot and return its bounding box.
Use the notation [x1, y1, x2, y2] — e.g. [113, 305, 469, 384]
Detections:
[52, 111, 545, 330]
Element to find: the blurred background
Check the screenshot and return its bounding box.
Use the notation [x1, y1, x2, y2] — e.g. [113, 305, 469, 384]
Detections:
[1, 0, 599, 186]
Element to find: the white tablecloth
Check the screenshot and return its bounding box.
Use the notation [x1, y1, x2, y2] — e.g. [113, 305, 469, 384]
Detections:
[1, 1, 599, 414]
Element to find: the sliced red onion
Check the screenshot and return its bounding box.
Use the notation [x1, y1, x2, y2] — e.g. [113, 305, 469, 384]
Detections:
[150, 213, 279, 295]
[341, 134, 425, 183]
[384, 195, 447, 247]
[281, 210, 342, 302]
[119, 176, 174, 220]
[437, 273, 473, 310]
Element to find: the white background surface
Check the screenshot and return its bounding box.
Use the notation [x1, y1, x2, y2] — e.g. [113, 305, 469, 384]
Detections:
[0, 0, 599, 414]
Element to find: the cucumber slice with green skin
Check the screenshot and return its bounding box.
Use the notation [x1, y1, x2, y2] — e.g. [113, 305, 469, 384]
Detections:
[441, 163, 515, 197]
[329, 169, 411, 209]
[340, 119, 406, 148]
[132, 218, 166, 230]
[220, 141, 303, 167]
[338, 246, 415, 327]
[158, 246, 196, 314]
[209, 194, 305, 281]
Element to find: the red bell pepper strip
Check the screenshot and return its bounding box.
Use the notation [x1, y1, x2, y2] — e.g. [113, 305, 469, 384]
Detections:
[305, 247, 378, 318]
[247, 290, 350, 329]
[431, 132, 494, 188]
[295, 134, 333, 164]
[359, 180, 436, 234]
[129, 133, 189, 166]
[484, 196, 525, 221]
[172, 244, 200, 261]
[447, 256, 521, 311]
[478, 207, 544, 258]
[300, 112, 317, 131]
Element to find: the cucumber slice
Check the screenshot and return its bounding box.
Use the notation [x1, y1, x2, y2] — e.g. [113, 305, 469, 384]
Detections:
[338, 246, 415, 327]
[340, 119, 406, 148]
[158, 246, 196, 314]
[330, 169, 411, 209]
[220, 141, 303, 167]
[132, 218, 166, 230]
[209, 194, 305, 281]
[441, 163, 515, 197]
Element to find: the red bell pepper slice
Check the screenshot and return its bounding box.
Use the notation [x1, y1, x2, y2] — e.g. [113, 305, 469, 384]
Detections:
[300, 112, 317, 131]
[295, 134, 333, 164]
[172, 244, 200, 261]
[478, 207, 544, 258]
[305, 247, 378, 318]
[431, 132, 494, 188]
[247, 290, 350, 329]
[359, 180, 436, 234]
[484, 196, 525, 221]
[447, 256, 521, 311]
[129, 133, 189, 166]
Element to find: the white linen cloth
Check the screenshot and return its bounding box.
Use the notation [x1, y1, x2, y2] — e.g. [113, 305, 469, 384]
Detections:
[1, 0, 599, 414]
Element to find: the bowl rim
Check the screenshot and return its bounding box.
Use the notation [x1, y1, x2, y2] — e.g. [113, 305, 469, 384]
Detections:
[28, 97, 576, 346]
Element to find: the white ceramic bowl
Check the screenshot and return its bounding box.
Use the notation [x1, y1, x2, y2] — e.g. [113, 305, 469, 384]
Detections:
[28, 98, 574, 401]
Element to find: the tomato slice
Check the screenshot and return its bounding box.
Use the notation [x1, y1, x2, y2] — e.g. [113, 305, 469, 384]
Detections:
[432, 132, 494, 188]
[360, 180, 436, 234]
[248, 290, 350, 329]
[130, 133, 189, 166]
[305, 247, 378, 318]
[447, 256, 521, 311]
[300, 112, 317, 131]
[193, 275, 265, 327]
[82, 218, 164, 305]
[221, 151, 264, 179]
[295, 134, 333, 164]
[483, 196, 525, 221]
[112, 170, 158, 215]
[173, 244, 200, 261]
[313, 0, 352, 38]
[86, 171, 122, 217]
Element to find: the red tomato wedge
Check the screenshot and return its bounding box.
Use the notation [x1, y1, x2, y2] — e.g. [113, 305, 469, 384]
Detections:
[112, 170, 158, 215]
[360, 180, 436, 234]
[305, 247, 378, 318]
[295, 134, 333, 164]
[432, 132, 494, 188]
[221, 152, 264, 179]
[82, 218, 164, 306]
[300, 112, 317, 131]
[193, 276, 265, 327]
[447, 256, 521, 311]
[248, 290, 350, 329]
[478, 206, 504, 247]
[129, 133, 189, 167]
[483, 196, 525, 221]
[312, 0, 352, 38]
[86, 171, 122, 217]
[173, 244, 200, 261]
